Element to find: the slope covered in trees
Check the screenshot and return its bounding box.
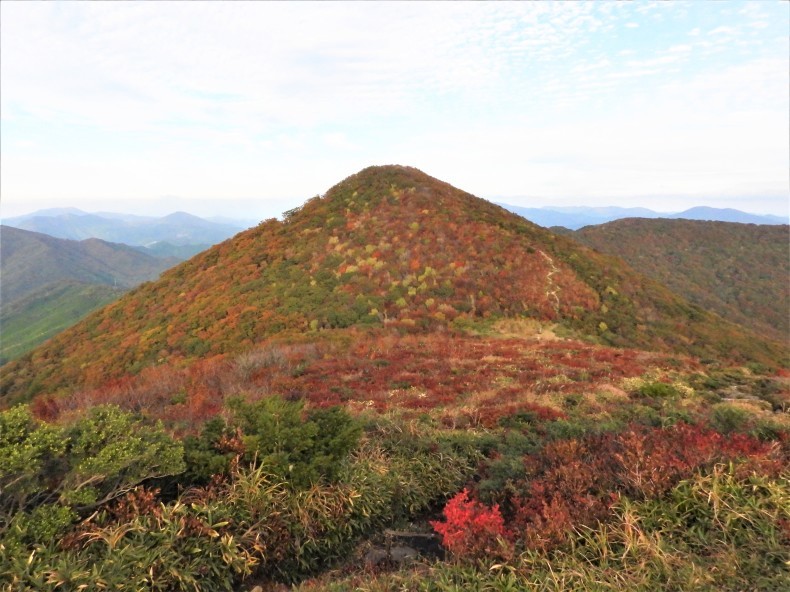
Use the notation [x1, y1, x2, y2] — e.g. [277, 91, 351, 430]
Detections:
[572, 219, 790, 342]
[0, 226, 182, 363]
[0, 226, 178, 304]
[0, 166, 785, 403]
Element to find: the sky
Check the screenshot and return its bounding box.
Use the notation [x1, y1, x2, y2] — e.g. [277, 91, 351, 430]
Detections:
[1, 1, 788, 221]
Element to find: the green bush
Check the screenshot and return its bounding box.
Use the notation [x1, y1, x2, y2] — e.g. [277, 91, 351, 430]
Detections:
[635, 381, 679, 399]
[0, 404, 184, 520]
[0, 405, 65, 517]
[709, 403, 753, 434]
[229, 396, 362, 489]
[2, 498, 257, 592]
[181, 417, 237, 485]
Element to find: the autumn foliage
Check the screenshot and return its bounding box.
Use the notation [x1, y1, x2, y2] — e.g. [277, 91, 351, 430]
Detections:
[2, 166, 783, 406]
[431, 489, 510, 561]
[439, 422, 784, 555]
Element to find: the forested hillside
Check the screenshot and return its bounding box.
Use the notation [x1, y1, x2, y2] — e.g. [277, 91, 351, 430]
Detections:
[0, 226, 177, 363]
[572, 219, 790, 341]
[1, 166, 784, 403]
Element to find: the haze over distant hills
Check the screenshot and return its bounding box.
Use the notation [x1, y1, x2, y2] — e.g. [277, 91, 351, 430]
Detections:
[2, 209, 251, 249]
[0, 226, 180, 363]
[498, 203, 787, 230]
[0, 207, 252, 364]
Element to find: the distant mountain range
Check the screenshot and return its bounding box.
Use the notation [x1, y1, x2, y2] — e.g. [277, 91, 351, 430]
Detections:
[497, 204, 787, 230]
[2, 209, 250, 248]
[0, 226, 180, 364]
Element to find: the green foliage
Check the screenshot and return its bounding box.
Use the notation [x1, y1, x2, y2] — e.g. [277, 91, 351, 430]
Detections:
[2, 499, 257, 592]
[0, 405, 66, 516]
[542, 419, 588, 441]
[229, 396, 362, 489]
[3, 503, 77, 552]
[181, 417, 236, 485]
[634, 381, 680, 399]
[709, 403, 753, 434]
[0, 405, 184, 525]
[2, 414, 479, 589]
[60, 406, 185, 508]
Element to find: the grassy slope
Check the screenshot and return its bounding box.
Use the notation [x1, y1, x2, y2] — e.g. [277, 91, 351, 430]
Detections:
[572, 218, 790, 341]
[0, 281, 125, 365]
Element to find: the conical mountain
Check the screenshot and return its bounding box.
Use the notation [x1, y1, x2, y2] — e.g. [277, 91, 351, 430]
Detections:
[1, 166, 784, 403]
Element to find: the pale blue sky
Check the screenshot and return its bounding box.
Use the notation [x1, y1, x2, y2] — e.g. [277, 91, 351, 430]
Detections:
[1, 1, 788, 219]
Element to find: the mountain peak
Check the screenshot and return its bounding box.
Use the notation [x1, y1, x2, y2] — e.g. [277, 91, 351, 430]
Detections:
[1, 166, 784, 403]
[162, 211, 204, 222]
[321, 165, 442, 203]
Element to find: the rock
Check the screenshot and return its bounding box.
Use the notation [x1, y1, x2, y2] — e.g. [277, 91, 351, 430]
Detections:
[363, 548, 389, 569]
[389, 545, 418, 565]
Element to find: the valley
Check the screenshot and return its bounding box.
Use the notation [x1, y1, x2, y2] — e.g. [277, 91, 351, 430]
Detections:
[0, 211, 249, 364]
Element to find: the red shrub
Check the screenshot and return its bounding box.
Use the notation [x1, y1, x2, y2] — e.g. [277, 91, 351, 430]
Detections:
[30, 396, 61, 421]
[506, 423, 780, 553]
[431, 489, 512, 561]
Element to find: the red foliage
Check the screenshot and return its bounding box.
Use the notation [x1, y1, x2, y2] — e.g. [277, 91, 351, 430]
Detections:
[506, 423, 781, 552]
[476, 400, 566, 429]
[30, 396, 60, 421]
[107, 487, 163, 523]
[431, 489, 511, 561]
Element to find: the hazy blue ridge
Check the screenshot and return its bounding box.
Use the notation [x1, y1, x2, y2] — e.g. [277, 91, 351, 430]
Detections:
[1, 210, 250, 246]
[497, 203, 787, 230]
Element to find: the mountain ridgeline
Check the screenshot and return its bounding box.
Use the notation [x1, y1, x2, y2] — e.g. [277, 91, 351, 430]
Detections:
[571, 218, 790, 342]
[3, 210, 245, 247]
[0, 226, 180, 364]
[0, 226, 178, 304]
[497, 203, 787, 230]
[0, 166, 784, 403]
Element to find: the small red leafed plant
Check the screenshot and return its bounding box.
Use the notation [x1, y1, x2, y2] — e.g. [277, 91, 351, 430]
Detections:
[431, 488, 512, 561]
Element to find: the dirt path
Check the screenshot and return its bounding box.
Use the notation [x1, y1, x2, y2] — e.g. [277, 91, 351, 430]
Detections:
[538, 250, 561, 315]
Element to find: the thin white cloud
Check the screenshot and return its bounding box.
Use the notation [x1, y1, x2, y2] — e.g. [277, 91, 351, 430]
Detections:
[1, 1, 788, 216]
[709, 25, 739, 36]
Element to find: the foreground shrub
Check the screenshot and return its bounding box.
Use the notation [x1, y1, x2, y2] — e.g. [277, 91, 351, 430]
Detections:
[2, 414, 481, 589]
[430, 489, 511, 562]
[480, 422, 781, 552]
[298, 465, 790, 591]
[2, 495, 257, 591]
[0, 404, 184, 524]
[181, 396, 363, 489]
